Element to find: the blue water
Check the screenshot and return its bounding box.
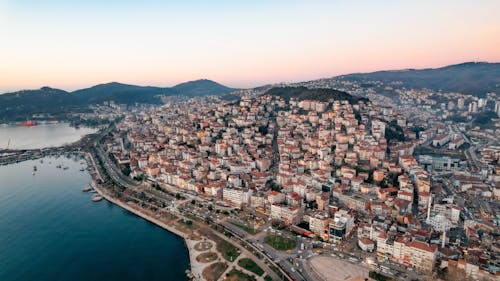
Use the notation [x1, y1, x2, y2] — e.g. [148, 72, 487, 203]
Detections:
[0, 123, 97, 150]
[0, 156, 189, 281]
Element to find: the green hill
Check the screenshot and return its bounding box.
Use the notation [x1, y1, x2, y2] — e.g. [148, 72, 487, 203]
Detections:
[72, 82, 173, 105]
[0, 87, 75, 120]
[172, 79, 234, 97]
[265, 86, 366, 104]
[337, 62, 500, 96]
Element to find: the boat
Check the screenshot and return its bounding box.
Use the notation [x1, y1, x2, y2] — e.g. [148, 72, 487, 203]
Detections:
[56, 164, 62, 169]
[19, 120, 38, 127]
[33, 165, 37, 171]
[91, 194, 103, 202]
[79, 168, 85, 172]
[63, 166, 69, 170]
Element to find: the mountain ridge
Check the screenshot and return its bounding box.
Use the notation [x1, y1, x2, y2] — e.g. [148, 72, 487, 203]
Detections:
[335, 61, 500, 96]
[0, 79, 234, 121]
[1, 61, 498, 121]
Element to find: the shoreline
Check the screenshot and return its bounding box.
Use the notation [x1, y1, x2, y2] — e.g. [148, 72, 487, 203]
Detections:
[91, 182, 200, 280]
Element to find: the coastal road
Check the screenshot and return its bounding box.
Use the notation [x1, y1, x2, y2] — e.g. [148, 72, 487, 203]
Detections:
[91, 153, 286, 281]
[92, 125, 298, 281]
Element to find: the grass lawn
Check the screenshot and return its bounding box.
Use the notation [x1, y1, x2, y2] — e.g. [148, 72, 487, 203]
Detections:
[196, 227, 241, 262]
[179, 218, 193, 226]
[202, 262, 228, 281]
[196, 252, 218, 263]
[185, 213, 199, 221]
[264, 275, 273, 281]
[237, 258, 264, 276]
[225, 269, 257, 281]
[216, 238, 240, 262]
[269, 264, 286, 280]
[264, 234, 297, 251]
[230, 222, 260, 235]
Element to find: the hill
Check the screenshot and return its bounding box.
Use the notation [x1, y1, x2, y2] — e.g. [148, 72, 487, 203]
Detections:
[337, 62, 500, 96]
[0, 79, 233, 121]
[265, 86, 366, 104]
[172, 79, 234, 97]
[0, 87, 75, 120]
[72, 82, 173, 105]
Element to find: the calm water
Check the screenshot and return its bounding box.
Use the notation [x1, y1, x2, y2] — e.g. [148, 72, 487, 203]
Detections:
[0, 123, 96, 149]
[0, 156, 189, 281]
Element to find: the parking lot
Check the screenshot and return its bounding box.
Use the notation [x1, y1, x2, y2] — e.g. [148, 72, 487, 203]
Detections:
[307, 255, 369, 281]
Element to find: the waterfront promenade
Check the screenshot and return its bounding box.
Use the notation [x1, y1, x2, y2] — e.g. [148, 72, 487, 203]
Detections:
[3, 127, 292, 281]
[90, 171, 280, 281]
[90, 182, 204, 279]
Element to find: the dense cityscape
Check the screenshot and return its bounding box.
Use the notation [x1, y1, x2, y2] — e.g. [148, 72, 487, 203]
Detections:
[1, 2, 499, 281]
[5, 75, 494, 281]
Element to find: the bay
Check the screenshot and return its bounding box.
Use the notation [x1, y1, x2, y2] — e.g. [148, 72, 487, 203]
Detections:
[0, 123, 97, 150]
[0, 156, 189, 281]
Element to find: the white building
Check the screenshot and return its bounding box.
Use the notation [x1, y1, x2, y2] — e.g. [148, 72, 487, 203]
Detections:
[222, 187, 252, 208]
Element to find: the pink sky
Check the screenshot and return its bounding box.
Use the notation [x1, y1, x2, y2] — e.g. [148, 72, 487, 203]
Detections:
[0, 0, 499, 92]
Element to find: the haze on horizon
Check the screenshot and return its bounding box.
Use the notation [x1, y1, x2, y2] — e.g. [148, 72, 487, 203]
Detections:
[0, 0, 499, 93]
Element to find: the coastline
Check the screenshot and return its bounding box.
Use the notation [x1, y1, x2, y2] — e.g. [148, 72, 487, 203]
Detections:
[91, 182, 200, 280]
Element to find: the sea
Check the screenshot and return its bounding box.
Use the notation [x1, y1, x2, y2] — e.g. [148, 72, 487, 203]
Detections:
[0, 123, 97, 150]
[0, 131, 189, 281]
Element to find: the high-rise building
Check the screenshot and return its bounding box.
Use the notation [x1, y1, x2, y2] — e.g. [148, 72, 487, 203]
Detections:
[469, 101, 478, 113]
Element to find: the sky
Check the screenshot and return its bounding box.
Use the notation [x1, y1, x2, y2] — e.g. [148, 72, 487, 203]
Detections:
[0, 0, 499, 92]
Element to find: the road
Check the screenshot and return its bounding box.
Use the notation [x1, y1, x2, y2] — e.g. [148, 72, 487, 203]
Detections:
[91, 127, 297, 281]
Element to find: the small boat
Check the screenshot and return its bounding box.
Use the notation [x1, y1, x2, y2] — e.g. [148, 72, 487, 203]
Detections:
[79, 168, 85, 172]
[91, 194, 103, 202]
[33, 165, 37, 171]
[63, 166, 69, 170]
[56, 165, 62, 169]
[19, 120, 38, 127]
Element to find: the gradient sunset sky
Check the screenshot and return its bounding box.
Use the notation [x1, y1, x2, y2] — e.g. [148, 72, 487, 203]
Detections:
[0, 0, 499, 92]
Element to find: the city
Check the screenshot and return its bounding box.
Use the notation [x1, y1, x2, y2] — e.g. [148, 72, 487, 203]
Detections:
[0, 1, 499, 281]
[5, 76, 496, 281]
